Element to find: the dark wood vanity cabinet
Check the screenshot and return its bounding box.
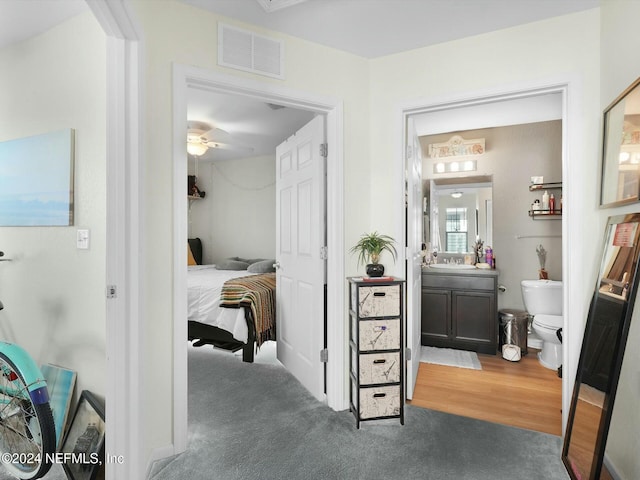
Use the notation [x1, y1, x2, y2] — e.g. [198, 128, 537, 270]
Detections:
[421, 271, 498, 354]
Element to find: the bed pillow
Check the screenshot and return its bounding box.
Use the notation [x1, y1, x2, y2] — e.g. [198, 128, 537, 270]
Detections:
[247, 259, 276, 273]
[187, 244, 197, 266]
[216, 259, 250, 270]
[228, 256, 250, 263]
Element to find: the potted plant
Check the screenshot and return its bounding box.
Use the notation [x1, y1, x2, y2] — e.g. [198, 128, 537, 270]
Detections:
[350, 231, 398, 277]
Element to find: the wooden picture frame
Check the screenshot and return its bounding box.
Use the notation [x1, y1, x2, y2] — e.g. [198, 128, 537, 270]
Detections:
[61, 390, 105, 480]
[600, 77, 640, 207]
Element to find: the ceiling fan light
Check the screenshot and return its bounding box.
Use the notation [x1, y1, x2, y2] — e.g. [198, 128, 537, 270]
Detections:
[187, 141, 208, 156]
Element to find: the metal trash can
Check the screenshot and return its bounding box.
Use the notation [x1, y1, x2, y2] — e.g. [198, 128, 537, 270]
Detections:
[499, 309, 529, 356]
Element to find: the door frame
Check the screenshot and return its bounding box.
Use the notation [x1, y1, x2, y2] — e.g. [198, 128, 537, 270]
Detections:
[172, 65, 346, 453]
[86, 1, 143, 479]
[396, 78, 575, 430]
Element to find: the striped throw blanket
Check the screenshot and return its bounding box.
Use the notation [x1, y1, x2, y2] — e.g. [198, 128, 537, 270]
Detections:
[220, 273, 276, 346]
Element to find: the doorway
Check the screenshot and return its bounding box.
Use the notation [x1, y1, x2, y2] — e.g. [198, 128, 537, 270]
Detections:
[400, 82, 572, 430]
[172, 65, 347, 453]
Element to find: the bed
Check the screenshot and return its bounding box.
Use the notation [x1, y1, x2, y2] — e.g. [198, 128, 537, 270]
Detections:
[187, 238, 276, 362]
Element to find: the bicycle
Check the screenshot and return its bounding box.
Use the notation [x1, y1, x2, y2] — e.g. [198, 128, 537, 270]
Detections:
[0, 251, 56, 479]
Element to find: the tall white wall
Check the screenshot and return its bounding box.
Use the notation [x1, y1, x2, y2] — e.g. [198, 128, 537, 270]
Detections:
[599, 1, 640, 478]
[0, 13, 106, 398]
[129, 0, 370, 463]
[369, 9, 601, 429]
[188, 155, 276, 264]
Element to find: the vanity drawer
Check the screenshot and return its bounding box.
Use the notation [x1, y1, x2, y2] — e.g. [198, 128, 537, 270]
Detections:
[354, 284, 401, 318]
[422, 274, 495, 291]
[353, 384, 401, 419]
[357, 352, 400, 385]
[358, 318, 400, 351]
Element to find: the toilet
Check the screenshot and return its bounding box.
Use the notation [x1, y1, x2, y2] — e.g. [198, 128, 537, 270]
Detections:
[521, 279, 563, 370]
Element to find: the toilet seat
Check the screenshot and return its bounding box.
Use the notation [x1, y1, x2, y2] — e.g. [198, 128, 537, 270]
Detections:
[533, 314, 563, 330]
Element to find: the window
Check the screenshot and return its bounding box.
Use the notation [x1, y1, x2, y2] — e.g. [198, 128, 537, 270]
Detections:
[446, 208, 468, 252]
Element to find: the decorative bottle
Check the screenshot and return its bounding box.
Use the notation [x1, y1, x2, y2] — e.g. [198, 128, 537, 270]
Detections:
[549, 193, 555, 213]
[542, 190, 549, 211]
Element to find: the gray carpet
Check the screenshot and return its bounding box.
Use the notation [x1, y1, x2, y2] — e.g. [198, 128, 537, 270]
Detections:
[149, 342, 569, 480]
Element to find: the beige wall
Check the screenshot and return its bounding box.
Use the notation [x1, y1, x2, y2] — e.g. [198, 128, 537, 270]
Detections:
[599, 1, 640, 478]
[188, 155, 277, 264]
[129, 0, 371, 461]
[0, 13, 106, 398]
[422, 121, 564, 311]
[131, 1, 603, 463]
[369, 9, 601, 430]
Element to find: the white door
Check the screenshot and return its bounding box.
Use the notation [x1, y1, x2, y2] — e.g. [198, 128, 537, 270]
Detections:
[276, 115, 326, 401]
[405, 117, 423, 399]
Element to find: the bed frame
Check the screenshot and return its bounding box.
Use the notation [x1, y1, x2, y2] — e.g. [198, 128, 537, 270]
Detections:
[186, 237, 257, 362]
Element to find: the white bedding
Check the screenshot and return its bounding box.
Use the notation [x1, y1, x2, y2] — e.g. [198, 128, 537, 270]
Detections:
[187, 265, 255, 343]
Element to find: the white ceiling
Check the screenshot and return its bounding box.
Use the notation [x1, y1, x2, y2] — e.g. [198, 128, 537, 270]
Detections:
[179, 0, 599, 59]
[0, 0, 592, 161]
[0, 0, 87, 49]
[187, 88, 315, 162]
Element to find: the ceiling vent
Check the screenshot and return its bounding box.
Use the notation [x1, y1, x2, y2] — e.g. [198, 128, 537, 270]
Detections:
[218, 23, 284, 79]
[255, 0, 308, 13]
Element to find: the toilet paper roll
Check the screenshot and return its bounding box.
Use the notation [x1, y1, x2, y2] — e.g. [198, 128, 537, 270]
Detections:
[502, 344, 521, 362]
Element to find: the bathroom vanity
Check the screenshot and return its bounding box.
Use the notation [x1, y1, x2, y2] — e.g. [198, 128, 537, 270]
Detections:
[421, 267, 499, 354]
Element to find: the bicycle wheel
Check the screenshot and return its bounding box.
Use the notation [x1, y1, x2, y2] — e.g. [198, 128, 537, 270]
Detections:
[0, 353, 55, 480]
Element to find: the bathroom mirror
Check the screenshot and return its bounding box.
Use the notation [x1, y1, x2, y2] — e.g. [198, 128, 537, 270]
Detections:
[562, 212, 640, 480]
[425, 175, 492, 253]
[600, 76, 640, 207]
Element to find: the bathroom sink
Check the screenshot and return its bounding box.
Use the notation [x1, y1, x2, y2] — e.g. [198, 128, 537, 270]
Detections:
[428, 264, 477, 270]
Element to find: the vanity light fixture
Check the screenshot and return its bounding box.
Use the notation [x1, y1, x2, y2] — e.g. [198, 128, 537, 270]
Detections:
[433, 159, 477, 174]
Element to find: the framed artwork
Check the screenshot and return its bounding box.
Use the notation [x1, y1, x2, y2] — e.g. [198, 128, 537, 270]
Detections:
[61, 390, 105, 480]
[600, 77, 640, 207]
[562, 213, 640, 479]
[0, 128, 75, 226]
[40, 364, 77, 450]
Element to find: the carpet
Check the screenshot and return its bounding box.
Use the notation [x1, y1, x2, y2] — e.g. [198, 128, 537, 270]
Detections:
[420, 346, 482, 370]
[148, 341, 569, 480]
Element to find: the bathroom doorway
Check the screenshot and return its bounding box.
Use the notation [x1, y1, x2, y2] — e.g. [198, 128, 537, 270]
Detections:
[401, 83, 571, 434]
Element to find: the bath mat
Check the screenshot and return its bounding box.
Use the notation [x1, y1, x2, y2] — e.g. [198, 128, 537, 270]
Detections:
[420, 346, 482, 370]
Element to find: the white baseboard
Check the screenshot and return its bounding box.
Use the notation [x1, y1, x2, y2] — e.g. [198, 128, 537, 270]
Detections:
[145, 444, 177, 479]
[603, 453, 622, 480]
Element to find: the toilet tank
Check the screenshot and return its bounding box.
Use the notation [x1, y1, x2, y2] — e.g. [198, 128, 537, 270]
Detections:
[521, 279, 563, 316]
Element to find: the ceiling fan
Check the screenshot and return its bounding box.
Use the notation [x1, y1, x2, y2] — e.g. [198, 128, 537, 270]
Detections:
[187, 121, 254, 157]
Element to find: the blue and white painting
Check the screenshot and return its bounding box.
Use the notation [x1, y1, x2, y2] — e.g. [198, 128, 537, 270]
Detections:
[0, 129, 74, 226]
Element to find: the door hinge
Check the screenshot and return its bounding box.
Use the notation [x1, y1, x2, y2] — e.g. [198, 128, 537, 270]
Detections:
[106, 285, 117, 299]
[319, 143, 328, 157]
[406, 145, 413, 160]
[320, 246, 328, 260]
[320, 348, 329, 363]
[405, 347, 412, 361]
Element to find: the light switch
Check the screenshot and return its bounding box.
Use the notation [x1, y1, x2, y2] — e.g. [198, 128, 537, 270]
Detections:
[77, 229, 90, 249]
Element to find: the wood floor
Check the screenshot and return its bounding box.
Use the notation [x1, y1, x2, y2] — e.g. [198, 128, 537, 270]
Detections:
[408, 349, 563, 436]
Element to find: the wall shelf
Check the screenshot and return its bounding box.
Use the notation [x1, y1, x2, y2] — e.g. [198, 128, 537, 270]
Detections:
[529, 182, 562, 191]
[529, 209, 562, 219]
[529, 182, 562, 219]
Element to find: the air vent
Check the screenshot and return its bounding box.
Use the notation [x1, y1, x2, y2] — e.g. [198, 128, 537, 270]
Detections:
[218, 23, 284, 79]
[255, 0, 308, 13]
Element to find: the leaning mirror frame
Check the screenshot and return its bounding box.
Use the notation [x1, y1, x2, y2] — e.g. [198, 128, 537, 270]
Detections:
[562, 213, 640, 479]
[599, 76, 640, 208]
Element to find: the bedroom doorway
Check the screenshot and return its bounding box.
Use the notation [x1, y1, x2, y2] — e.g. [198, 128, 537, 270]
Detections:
[173, 65, 346, 453]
